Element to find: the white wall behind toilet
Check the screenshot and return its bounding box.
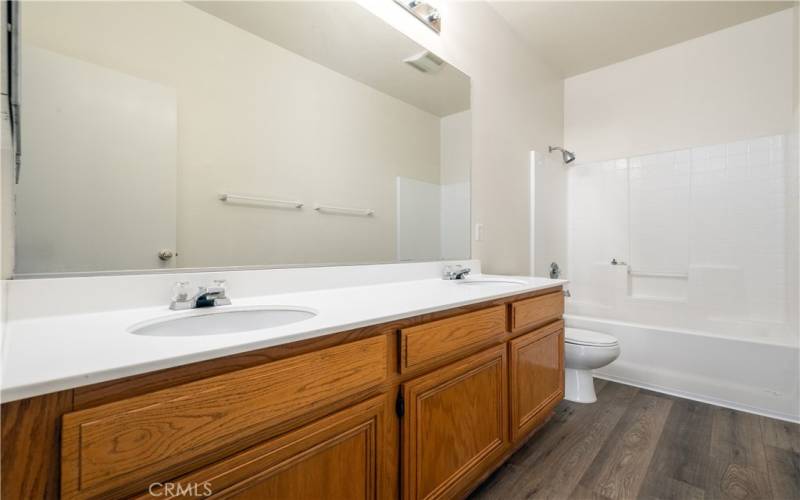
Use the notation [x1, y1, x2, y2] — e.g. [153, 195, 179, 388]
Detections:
[564, 9, 799, 421]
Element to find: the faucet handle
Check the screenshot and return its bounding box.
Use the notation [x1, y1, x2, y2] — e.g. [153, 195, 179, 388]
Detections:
[443, 264, 470, 280]
[442, 264, 459, 279]
[212, 279, 228, 296]
[172, 281, 191, 301]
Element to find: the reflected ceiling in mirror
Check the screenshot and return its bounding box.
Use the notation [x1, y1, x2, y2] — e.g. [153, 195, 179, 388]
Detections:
[14, 1, 471, 276]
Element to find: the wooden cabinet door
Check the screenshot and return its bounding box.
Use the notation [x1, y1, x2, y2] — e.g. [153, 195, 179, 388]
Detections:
[509, 321, 564, 441]
[401, 345, 508, 500]
[144, 395, 386, 500]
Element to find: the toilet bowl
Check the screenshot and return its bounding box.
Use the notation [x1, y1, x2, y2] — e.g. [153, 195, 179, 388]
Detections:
[564, 327, 620, 403]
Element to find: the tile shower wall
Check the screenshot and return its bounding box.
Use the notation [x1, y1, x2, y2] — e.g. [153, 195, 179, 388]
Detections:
[567, 134, 797, 345]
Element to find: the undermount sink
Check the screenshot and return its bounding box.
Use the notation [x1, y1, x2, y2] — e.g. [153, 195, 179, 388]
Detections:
[455, 278, 527, 286]
[129, 306, 317, 337]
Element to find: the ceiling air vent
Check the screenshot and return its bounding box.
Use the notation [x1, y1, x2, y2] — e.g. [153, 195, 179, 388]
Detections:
[404, 51, 444, 74]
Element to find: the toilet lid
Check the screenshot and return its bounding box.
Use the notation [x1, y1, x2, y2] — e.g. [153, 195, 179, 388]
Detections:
[565, 328, 619, 347]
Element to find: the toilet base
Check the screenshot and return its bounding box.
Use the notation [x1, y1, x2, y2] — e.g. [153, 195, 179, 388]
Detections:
[564, 368, 597, 403]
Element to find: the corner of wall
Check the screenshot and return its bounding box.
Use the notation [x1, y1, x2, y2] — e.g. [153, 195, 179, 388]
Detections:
[360, 0, 565, 277]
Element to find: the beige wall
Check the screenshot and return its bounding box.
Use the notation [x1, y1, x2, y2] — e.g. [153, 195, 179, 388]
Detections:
[20, 1, 443, 269]
[533, 153, 567, 278]
[565, 9, 796, 162]
[360, 1, 565, 275]
[440, 110, 471, 260]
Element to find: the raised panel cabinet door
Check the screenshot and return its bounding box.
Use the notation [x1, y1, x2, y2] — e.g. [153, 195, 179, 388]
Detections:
[402, 345, 508, 500]
[141, 395, 387, 500]
[509, 321, 564, 441]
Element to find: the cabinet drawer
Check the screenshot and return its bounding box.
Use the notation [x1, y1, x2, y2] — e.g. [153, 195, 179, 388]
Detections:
[61, 335, 388, 499]
[140, 395, 386, 500]
[511, 290, 563, 333]
[399, 305, 506, 373]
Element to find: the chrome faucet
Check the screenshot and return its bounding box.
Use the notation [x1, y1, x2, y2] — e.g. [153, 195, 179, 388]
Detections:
[170, 280, 232, 310]
[443, 264, 471, 280]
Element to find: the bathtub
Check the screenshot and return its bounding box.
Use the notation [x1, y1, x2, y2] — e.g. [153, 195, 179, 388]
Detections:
[565, 314, 800, 423]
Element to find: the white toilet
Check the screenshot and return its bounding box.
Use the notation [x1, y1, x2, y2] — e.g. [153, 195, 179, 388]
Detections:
[564, 328, 620, 403]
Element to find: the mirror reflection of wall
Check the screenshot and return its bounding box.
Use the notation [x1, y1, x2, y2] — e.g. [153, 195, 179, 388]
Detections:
[14, 1, 471, 275]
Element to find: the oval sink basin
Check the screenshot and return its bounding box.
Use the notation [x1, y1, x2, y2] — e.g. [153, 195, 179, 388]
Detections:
[130, 306, 317, 337]
[455, 278, 527, 286]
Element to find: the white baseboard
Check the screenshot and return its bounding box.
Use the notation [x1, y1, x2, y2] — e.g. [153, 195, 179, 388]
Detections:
[593, 371, 800, 424]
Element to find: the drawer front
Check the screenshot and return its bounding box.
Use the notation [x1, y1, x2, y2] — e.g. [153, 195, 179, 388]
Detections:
[61, 335, 388, 499]
[399, 305, 506, 373]
[511, 290, 563, 333]
[140, 395, 386, 500]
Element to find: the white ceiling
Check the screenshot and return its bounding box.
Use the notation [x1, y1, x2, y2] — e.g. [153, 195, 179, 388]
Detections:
[189, 1, 470, 117]
[489, 1, 795, 77]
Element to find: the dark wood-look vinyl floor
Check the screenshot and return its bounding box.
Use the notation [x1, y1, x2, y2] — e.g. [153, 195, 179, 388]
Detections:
[470, 380, 800, 500]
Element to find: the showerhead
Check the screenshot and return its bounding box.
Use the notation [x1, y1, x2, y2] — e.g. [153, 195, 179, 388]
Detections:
[549, 146, 576, 165]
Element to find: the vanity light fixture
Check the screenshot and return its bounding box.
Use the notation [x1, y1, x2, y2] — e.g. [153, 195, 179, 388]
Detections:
[394, 0, 441, 33]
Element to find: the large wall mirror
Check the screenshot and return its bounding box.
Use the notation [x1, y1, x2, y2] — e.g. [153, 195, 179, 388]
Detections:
[12, 1, 471, 275]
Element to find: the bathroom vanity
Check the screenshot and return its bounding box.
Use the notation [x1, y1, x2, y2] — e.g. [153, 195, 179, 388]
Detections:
[1, 2, 565, 498]
[1, 277, 565, 499]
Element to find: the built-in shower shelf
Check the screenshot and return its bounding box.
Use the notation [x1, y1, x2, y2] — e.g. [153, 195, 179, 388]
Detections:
[628, 269, 689, 279]
[628, 270, 689, 302]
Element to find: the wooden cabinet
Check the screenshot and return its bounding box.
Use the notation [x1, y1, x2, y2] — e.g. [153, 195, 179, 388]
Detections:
[61, 336, 387, 499]
[142, 395, 386, 500]
[2, 286, 565, 500]
[401, 345, 508, 500]
[509, 321, 564, 440]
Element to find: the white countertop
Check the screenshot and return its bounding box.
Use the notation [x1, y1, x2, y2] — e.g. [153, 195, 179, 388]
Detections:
[1, 274, 565, 402]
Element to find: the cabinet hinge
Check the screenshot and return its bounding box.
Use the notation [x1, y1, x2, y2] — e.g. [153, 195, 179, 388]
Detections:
[395, 390, 405, 418]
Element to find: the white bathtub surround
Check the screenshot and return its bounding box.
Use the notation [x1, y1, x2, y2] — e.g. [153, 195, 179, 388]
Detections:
[562, 8, 799, 425]
[566, 314, 800, 423]
[567, 134, 797, 346]
[565, 135, 798, 421]
[0, 260, 564, 402]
